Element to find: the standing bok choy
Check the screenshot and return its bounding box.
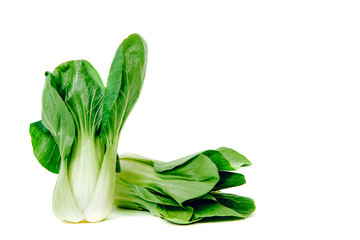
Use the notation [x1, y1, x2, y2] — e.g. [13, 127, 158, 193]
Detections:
[30, 34, 147, 222]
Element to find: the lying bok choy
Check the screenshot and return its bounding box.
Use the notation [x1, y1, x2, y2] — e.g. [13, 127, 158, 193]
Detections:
[115, 147, 255, 224]
[30, 33, 255, 224]
[30, 33, 147, 222]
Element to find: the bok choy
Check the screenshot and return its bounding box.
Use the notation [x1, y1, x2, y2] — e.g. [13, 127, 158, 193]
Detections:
[31, 33, 147, 222]
[29, 33, 255, 224]
[115, 147, 255, 224]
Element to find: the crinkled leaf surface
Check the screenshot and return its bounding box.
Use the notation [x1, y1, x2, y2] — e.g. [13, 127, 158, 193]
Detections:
[50, 60, 104, 135]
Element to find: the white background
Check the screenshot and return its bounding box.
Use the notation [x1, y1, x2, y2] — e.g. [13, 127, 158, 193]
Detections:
[1, 0, 359, 239]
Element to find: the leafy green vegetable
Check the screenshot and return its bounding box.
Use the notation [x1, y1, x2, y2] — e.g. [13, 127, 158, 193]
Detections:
[29, 33, 255, 224]
[114, 148, 255, 224]
[30, 33, 147, 223]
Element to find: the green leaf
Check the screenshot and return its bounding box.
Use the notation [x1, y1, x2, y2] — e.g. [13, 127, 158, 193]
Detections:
[192, 201, 244, 219]
[118, 153, 219, 205]
[130, 184, 179, 206]
[101, 33, 147, 147]
[29, 121, 61, 173]
[154, 147, 251, 172]
[41, 72, 75, 160]
[213, 172, 246, 191]
[202, 147, 251, 171]
[189, 193, 217, 202]
[211, 192, 256, 218]
[50, 60, 104, 136]
[152, 153, 200, 172]
[156, 205, 195, 224]
[189, 192, 255, 221]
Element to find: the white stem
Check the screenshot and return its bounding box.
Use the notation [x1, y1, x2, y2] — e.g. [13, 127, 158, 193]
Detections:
[68, 134, 100, 212]
[52, 157, 84, 222]
[83, 144, 117, 222]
